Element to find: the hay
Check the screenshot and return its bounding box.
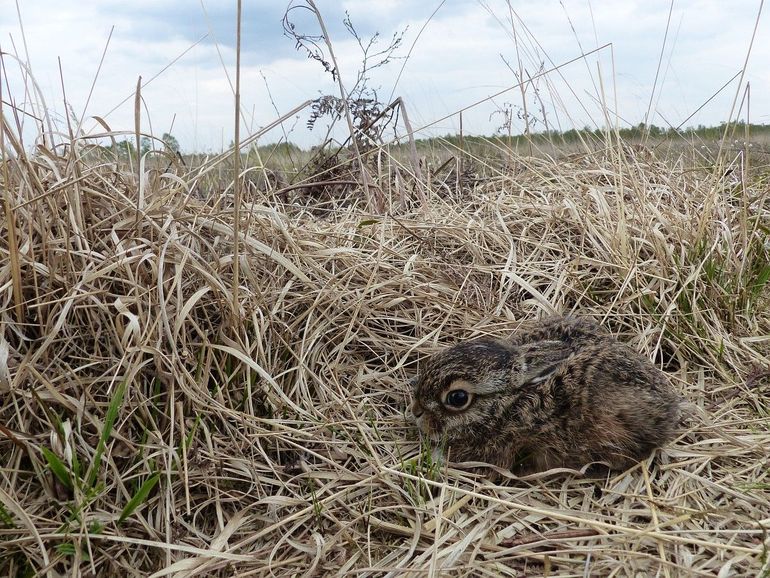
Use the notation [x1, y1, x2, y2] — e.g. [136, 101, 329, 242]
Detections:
[1, 129, 769, 576]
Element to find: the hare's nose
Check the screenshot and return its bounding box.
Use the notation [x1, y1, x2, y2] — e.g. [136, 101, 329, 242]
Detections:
[409, 400, 424, 419]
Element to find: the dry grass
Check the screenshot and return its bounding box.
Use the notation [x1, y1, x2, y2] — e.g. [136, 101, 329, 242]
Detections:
[1, 121, 769, 577]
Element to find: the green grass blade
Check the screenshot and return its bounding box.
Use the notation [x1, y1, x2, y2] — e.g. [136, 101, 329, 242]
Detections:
[85, 380, 127, 490]
[752, 264, 770, 296]
[41, 447, 73, 490]
[118, 473, 160, 524]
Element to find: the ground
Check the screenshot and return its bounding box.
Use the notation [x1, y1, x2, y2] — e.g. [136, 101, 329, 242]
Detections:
[1, 132, 769, 576]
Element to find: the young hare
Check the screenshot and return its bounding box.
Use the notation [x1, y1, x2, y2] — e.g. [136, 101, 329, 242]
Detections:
[409, 316, 681, 473]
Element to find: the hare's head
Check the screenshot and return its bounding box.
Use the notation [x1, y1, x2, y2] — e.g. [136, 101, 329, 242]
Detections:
[409, 337, 521, 442]
[409, 337, 573, 444]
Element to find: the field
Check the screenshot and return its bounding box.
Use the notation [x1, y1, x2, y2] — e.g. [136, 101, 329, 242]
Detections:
[2, 4, 770, 570]
[1, 114, 769, 576]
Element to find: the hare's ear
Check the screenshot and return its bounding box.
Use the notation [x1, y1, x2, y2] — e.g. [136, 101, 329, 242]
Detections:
[521, 360, 561, 385]
[519, 341, 571, 385]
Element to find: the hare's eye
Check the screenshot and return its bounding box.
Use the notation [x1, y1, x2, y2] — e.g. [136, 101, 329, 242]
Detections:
[443, 389, 472, 410]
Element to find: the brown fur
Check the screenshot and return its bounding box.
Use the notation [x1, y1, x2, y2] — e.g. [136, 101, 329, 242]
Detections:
[409, 316, 682, 473]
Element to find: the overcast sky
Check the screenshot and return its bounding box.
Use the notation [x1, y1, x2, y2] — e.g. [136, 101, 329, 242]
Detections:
[1, 1, 767, 151]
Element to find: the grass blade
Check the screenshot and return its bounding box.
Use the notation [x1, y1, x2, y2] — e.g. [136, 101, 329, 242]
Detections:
[41, 447, 72, 491]
[118, 473, 160, 524]
[85, 380, 127, 490]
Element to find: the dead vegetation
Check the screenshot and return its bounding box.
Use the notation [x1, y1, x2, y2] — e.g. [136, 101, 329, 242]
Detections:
[1, 111, 769, 576]
[1, 2, 769, 573]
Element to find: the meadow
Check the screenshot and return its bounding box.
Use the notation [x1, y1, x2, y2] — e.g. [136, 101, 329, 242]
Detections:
[1, 112, 769, 576]
[1, 5, 770, 574]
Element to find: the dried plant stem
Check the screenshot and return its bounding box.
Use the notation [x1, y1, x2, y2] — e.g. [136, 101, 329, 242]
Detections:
[306, 0, 374, 208]
[233, 0, 242, 316]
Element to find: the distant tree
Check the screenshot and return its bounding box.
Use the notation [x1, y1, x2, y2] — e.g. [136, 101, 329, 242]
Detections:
[256, 141, 303, 158]
[112, 139, 136, 159]
[162, 133, 180, 153]
[140, 137, 152, 156]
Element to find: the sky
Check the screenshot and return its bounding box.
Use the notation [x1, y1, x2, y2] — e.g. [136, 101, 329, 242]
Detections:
[1, 0, 768, 152]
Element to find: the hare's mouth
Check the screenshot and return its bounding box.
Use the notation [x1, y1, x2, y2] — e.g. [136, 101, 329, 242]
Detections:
[415, 415, 442, 441]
